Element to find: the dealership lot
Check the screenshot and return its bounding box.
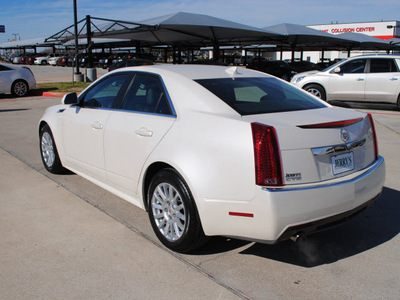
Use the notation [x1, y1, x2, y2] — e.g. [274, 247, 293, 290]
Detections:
[0, 79, 399, 298]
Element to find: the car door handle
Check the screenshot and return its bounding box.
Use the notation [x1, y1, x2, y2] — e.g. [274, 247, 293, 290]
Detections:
[135, 127, 153, 137]
[356, 78, 364, 81]
[91, 121, 103, 130]
[389, 78, 398, 81]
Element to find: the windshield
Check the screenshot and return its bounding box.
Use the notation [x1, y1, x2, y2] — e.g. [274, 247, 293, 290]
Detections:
[322, 59, 346, 72]
[195, 77, 327, 115]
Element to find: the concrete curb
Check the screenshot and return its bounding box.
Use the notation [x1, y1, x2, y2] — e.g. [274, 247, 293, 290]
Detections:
[30, 91, 65, 98]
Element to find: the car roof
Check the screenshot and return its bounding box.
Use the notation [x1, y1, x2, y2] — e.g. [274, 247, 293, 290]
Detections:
[346, 54, 400, 59]
[110, 64, 271, 80]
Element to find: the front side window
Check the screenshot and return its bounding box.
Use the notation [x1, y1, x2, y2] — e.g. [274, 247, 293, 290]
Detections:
[121, 74, 172, 115]
[81, 74, 129, 108]
[196, 77, 327, 115]
[369, 58, 398, 73]
[339, 59, 367, 74]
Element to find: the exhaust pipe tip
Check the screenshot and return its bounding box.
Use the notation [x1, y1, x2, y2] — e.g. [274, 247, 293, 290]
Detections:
[290, 232, 304, 243]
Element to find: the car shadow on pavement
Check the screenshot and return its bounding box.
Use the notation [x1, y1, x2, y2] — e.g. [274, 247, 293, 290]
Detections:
[237, 187, 400, 267]
[190, 237, 252, 255]
[0, 108, 30, 113]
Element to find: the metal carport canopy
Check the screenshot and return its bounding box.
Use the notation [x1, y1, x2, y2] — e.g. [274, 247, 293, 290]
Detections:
[262, 23, 357, 50]
[46, 12, 283, 47]
[0, 37, 59, 50]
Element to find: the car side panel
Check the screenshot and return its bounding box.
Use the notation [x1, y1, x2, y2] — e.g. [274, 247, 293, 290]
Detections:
[365, 72, 400, 103]
[104, 111, 175, 196]
[0, 69, 12, 92]
[61, 106, 112, 181]
[141, 112, 256, 203]
[328, 73, 366, 101]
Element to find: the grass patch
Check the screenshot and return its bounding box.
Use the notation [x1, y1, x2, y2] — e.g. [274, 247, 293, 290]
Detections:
[34, 82, 90, 94]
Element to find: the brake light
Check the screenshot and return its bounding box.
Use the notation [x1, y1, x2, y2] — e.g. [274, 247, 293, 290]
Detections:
[251, 123, 283, 186]
[298, 117, 363, 129]
[367, 113, 379, 160]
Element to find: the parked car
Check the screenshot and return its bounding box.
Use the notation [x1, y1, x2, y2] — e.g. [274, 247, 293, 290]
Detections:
[289, 60, 322, 72]
[0, 63, 36, 96]
[107, 58, 154, 72]
[291, 54, 400, 108]
[56, 55, 69, 67]
[247, 60, 298, 81]
[25, 54, 37, 65]
[79, 53, 106, 68]
[18, 55, 27, 64]
[39, 65, 385, 252]
[12, 55, 23, 64]
[48, 55, 61, 66]
[98, 54, 121, 69]
[34, 53, 57, 65]
[185, 59, 227, 66]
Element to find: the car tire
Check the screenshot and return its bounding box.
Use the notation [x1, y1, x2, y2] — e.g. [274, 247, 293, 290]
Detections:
[39, 124, 65, 174]
[11, 80, 29, 97]
[41, 60, 47, 65]
[304, 84, 326, 101]
[147, 169, 208, 253]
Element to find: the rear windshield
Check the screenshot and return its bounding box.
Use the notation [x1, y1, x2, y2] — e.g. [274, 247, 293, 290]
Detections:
[195, 77, 326, 115]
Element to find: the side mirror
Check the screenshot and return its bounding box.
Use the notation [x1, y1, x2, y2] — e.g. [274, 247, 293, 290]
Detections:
[333, 67, 341, 74]
[62, 92, 78, 105]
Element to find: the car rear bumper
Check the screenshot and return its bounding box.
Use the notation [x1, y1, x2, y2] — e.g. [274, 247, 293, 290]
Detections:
[198, 156, 385, 243]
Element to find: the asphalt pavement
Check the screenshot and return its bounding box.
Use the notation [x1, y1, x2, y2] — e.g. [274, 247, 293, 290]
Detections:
[0, 144, 240, 299]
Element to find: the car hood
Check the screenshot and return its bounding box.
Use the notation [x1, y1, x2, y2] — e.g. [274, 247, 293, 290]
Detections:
[294, 70, 321, 77]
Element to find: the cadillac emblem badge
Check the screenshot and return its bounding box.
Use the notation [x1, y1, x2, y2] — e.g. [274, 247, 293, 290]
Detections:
[340, 128, 350, 142]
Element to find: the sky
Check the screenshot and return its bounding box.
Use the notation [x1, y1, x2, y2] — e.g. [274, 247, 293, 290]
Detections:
[1, 0, 400, 43]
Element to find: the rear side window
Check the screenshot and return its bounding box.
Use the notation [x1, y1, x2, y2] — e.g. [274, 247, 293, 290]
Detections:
[195, 77, 326, 115]
[369, 58, 398, 73]
[121, 74, 172, 115]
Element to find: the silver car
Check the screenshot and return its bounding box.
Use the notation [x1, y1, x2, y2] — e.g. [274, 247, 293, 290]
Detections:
[0, 63, 36, 97]
[291, 54, 400, 109]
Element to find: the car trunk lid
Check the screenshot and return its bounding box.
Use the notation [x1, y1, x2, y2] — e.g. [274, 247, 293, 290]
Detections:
[244, 107, 377, 185]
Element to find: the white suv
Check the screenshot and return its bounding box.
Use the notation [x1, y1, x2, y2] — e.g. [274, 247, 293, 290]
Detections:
[34, 53, 57, 65]
[291, 54, 400, 109]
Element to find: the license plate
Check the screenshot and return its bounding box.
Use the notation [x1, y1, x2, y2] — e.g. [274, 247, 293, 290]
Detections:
[331, 152, 354, 175]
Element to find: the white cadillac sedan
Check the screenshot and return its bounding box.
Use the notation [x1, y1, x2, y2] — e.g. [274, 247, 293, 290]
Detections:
[39, 65, 385, 252]
[291, 54, 400, 109]
[0, 63, 36, 97]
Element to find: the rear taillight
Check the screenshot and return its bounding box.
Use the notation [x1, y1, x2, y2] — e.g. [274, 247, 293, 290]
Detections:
[297, 117, 363, 129]
[367, 113, 379, 160]
[251, 122, 283, 186]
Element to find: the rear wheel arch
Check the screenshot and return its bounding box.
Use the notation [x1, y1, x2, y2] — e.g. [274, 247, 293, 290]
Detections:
[397, 94, 400, 110]
[38, 120, 48, 136]
[303, 83, 327, 101]
[146, 167, 208, 252]
[142, 162, 176, 211]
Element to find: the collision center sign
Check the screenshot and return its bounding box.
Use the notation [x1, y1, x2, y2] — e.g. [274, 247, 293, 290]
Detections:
[308, 21, 399, 40]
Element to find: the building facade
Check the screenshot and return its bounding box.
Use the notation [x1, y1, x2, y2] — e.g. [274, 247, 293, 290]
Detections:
[277, 21, 400, 63]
